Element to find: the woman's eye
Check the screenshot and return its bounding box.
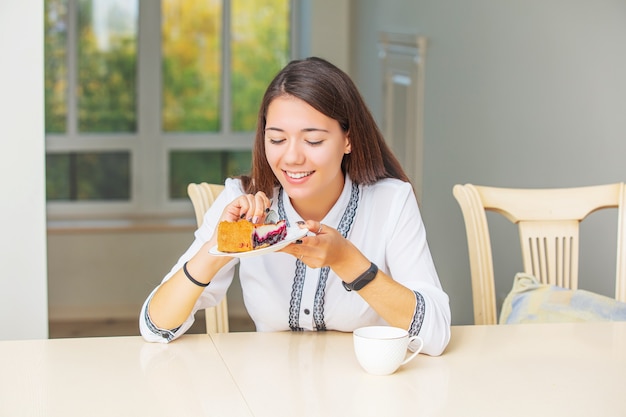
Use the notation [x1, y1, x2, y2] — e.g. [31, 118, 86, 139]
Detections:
[268, 138, 285, 145]
[306, 139, 323, 146]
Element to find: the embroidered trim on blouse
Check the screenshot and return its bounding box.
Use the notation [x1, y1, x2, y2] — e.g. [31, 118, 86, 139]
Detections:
[288, 260, 307, 331]
[312, 266, 330, 331]
[283, 182, 360, 331]
[408, 291, 426, 336]
[144, 297, 180, 341]
[278, 191, 305, 331]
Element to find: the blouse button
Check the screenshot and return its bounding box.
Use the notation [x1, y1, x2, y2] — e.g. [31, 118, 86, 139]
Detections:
[304, 308, 310, 315]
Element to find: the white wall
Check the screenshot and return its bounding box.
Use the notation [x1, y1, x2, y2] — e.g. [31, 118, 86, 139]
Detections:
[351, 0, 626, 324]
[0, 0, 49, 339]
[47, 230, 192, 320]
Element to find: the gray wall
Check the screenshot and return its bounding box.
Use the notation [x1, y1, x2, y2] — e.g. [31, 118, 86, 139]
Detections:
[350, 0, 626, 324]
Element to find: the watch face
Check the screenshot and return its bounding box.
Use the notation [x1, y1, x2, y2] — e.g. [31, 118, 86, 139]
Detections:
[353, 276, 372, 291]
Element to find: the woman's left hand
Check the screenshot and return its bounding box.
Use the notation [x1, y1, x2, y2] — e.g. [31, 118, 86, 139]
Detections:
[281, 220, 417, 333]
[280, 220, 363, 271]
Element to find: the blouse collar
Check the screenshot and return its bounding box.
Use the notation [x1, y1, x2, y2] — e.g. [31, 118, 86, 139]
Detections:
[279, 174, 354, 228]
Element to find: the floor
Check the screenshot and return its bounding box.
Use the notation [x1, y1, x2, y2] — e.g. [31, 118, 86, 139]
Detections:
[49, 312, 256, 338]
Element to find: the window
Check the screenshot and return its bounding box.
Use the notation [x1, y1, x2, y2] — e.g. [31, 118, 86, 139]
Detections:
[44, 0, 296, 220]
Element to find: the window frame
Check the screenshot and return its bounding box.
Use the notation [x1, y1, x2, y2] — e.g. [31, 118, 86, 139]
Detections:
[46, 0, 303, 222]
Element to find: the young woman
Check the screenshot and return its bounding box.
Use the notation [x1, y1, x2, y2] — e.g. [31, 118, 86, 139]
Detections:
[140, 57, 451, 355]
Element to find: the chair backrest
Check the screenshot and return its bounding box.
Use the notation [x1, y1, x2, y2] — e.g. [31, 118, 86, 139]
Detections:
[187, 182, 229, 333]
[453, 183, 626, 325]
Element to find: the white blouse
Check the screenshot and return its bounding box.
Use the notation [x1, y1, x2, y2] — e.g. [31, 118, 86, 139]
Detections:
[140, 176, 451, 356]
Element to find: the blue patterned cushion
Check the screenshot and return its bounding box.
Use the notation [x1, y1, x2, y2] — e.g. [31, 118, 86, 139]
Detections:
[499, 273, 626, 324]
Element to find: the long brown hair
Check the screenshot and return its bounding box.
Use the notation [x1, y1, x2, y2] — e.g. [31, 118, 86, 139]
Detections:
[241, 57, 409, 195]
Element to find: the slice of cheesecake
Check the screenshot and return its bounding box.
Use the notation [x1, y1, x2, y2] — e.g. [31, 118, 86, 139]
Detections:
[217, 219, 287, 253]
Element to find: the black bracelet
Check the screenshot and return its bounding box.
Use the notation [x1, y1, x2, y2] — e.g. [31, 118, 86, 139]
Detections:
[342, 262, 378, 292]
[183, 261, 210, 287]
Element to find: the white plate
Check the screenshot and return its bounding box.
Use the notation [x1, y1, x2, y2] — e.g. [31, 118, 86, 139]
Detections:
[209, 227, 309, 258]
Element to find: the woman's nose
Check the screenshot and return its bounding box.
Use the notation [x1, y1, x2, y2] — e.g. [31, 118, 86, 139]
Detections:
[283, 140, 304, 164]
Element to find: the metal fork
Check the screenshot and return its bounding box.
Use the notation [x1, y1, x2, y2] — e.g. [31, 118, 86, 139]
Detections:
[264, 209, 279, 224]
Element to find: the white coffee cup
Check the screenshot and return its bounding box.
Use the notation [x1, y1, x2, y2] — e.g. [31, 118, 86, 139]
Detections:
[353, 326, 424, 376]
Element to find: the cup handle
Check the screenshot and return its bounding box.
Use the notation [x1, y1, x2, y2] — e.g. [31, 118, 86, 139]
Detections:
[400, 336, 424, 366]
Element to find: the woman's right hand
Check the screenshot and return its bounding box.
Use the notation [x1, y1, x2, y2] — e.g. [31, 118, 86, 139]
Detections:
[147, 191, 275, 331]
[220, 191, 273, 225]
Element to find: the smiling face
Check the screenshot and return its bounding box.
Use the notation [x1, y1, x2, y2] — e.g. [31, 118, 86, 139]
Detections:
[264, 95, 351, 221]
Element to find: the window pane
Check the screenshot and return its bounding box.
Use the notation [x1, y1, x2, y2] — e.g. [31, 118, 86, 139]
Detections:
[169, 150, 251, 198]
[231, 0, 290, 131]
[162, 0, 222, 132]
[46, 152, 131, 200]
[44, 0, 68, 133]
[77, 0, 138, 132]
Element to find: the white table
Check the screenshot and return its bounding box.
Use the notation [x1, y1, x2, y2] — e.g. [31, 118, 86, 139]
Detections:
[1, 323, 625, 417]
[210, 322, 626, 417]
[0, 335, 252, 417]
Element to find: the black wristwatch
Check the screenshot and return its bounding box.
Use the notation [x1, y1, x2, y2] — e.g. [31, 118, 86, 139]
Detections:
[342, 262, 378, 292]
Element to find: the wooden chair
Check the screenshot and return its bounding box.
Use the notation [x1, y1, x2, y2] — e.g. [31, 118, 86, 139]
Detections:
[453, 183, 626, 325]
[187, 182, 229, 333]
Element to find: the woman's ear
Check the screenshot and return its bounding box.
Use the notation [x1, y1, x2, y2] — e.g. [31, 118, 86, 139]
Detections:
[344, 134, 351, 154]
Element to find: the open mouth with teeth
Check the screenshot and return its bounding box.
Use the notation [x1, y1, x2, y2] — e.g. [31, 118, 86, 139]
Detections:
[285, 171, 314, 179]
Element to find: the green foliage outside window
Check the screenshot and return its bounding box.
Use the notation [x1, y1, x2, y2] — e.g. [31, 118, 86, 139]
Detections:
[169, 150, 252, 198]
[231, 0, 290, 131]
[44, 0, 290, 204]
[46, 152, 130, 200]
[162, 0, 222, 132]
[44, 0, 67, 133]
[77, 0, 137, 132]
